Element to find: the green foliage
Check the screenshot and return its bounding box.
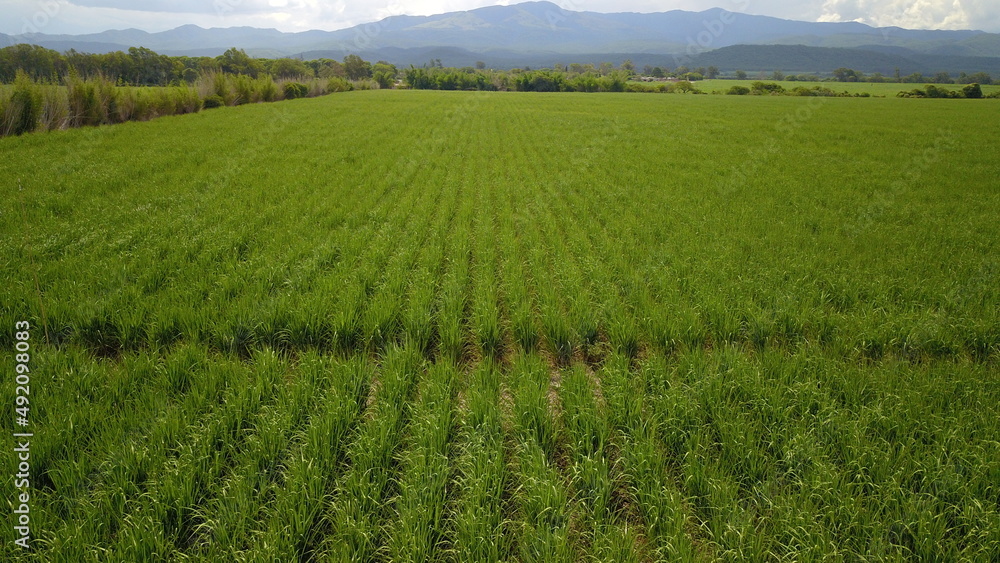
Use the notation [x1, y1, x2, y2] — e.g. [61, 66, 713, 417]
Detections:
[326, 77, 353, 93]
[268, 57, 311, 79]
[282, 81, 308, 100]
[202, 94, 225, 109]
[751, 81, 786, 94]
[217, 47, 262, 78]
[2, 70, 43, 135]
[833, 67, 864, 82]
[255, 76, 279, 102]
[343, 54, 372, 81]
[231, 74, 255, 104]
[727, 85, 751, 95]
[897, 84, 964, 98]
[372, 61, 397, 89]
[0, 70, 356, 137]
[66, 73, 117, 126]
[958, 71, 992, 85]
[963, 83, 984, 99]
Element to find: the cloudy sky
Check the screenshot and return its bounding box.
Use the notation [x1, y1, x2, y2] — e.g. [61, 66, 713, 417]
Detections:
[2, 0, 998, 35]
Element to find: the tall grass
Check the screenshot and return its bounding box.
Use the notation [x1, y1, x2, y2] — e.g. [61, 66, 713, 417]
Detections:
[0, 70, 355, 137]
[1, 71, 42, 135]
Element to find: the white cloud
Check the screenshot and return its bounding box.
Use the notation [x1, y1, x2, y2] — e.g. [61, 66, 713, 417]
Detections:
[818, 0, 976, 29]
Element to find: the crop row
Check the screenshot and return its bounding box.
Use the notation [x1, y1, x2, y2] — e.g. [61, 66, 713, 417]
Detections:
[2, 344, 996, 559]
[3, 95, 995, 366]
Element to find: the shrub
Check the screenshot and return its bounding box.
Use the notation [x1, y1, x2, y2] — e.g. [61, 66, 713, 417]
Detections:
[727, 85, 750, 95]
[351, 79, 378, 91]
[66, 75, 117, 126]
[962, 83, 983, 99]
[568, 73, 600, 92]
[625, 82, 652, 93]
[671, 80, 699, 94]
[751, 81, 785, 95]
[232, 74, 255, 104]
[326, 77, 353, 93]
[116, 87, 139, 121]
[149, 88, 177, 117]
[306, 79, 326, 98]
[283, 82, 308, 99]
[0, 91, 8, 133]
[173, 87, 201, 114]
[133, 89, 154, 120]
[3, 71, 43, 135]
[255, 77, 279, 102]
[373, 70, 395, 89]
[197, 71, 236, 105]
[898, 85, 962, 99]
[39, 85, 69, 131]
[602, 72, 627, 92]
[202, 94, 225, 109]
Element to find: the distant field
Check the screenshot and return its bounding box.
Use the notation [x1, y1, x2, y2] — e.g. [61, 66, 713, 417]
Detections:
[2, 91, 998, 560]
[695, 78, 1000, 96]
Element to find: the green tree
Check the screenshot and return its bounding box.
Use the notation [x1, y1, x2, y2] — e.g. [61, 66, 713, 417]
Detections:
[372, 61, 397, 89]
[0, 44, 66, 82]
[706, 66, 720, 79]
[343, 54, 372, 80]
[833, 67, 861, 82]
[933, 71, 953, 84]
[965, 72, 992, 85]
[126, 47, 175, 85]
[270, 57, 311, 79]
[735, 70, 747, 80]
[751, 81, 785, 94]
[475, 61, 486, 70]
[962, 83, 983, 99]
[217, 48, 262, 77]
[316, 59, 346, 78]
[674, 80, 696, 93]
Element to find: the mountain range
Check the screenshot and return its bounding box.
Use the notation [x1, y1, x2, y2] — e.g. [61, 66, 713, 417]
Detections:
[2, 1, 998, 74]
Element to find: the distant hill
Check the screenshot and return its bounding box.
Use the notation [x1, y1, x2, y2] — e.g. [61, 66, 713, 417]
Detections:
[686, 45, 1000, 75]
[2, 1, 998, 73]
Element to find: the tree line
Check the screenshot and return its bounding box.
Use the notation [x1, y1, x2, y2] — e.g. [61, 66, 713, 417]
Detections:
[831, 67, 993, 85]
[0, 44, 396, 87]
